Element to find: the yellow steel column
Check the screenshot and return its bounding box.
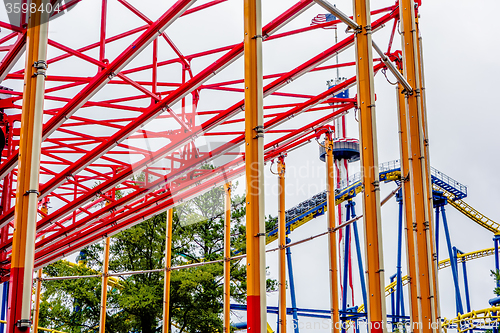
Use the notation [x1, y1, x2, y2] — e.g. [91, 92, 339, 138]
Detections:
[352, 0, 387, 332]
[223, 183, 232, 333]
[396, 82, 420, 327]
[7, 1, 49, 331]
[415, 18, 441, 328]
[325, 134, 340, 333]
[99, 237, 111, 333]
[162, 209, 174, 333]
[277, 157, 287, 333]
[33, 202, 48, 333]
[32, 268, 42, 333]
[244, 0, 266, 331]
[399, 1, 438, 331]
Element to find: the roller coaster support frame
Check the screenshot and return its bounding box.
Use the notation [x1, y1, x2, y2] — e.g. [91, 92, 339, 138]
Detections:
[341, 201, 353, 333]
[396, 190, 404, 324]
[286, 238, 299, 333]
[162, 209, 173, 333]
[244, 0, 266, 330]
[353, 0, 387, 331]
[440, 206, 463, 315]
[224, 183, 231, 333]
[278, 157, 287, 333]
[7, 1, 49, 331]
[399, 0, 439, 330]
[325, 132, 340, 333]
[456, 248, 471, 313]
[351, 203, 368, 312]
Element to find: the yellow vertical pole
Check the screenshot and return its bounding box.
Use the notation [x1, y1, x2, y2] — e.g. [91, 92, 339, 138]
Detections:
[33, 202, 48, 333]
[352, 0, 387, 332]
[325, 135, 340, 333]
[7, 1, 49, 331]
[415, 18, 441, 328]
[32, 268, 42, 333]
[399, 1, 439, 331]
[277, 157, 287, 333]
[396, 82, 421, 327]
[162, 209, 173, 333]
[223, 183, 232, 333]
[99, 236, 110, 333]
[244, 0, 266, 331]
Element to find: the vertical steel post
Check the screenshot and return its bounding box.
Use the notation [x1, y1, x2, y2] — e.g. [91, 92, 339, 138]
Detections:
[495, 236, 500, 289]
[285, 238, 299, 333]
[396, 191, 404, 323]
[459, 253, 471, 314]
[390, 274, 396, 327]
[399, 0, 439, 330]
[441, 207, 463, 315]
[396, 79, 420, 330]
[0, 123, 12, 333]
[32, 203, 48, 333]
[224, 183, 232, 333]
[99, 237, 111, 333]
[162, 209, 173, 333]
[244, 0, 266, 330]
[352, 0, 386, 331]
[341, 201, 352, 333]
[434, 206, 440, 263]
[99, 0, 107, 69]
[351, 203, 367, 310]
[325, 134, 340, 333]
[7, 1, 49, 331]
[494, 236, 499, 333]
[32, 269, 42, 333]
[278, 158, 287, 333]
[0, 283, 7, 333]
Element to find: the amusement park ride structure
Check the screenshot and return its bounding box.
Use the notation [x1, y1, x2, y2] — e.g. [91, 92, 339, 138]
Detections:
[0, 0, 498, 333]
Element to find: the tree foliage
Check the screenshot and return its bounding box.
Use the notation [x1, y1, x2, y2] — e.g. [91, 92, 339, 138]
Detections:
[38, 182, 265, 333]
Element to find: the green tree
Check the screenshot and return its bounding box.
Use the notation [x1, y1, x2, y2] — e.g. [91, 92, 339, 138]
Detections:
[39, 182, 274, 333]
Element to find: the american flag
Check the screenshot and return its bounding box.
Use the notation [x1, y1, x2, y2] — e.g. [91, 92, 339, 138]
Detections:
[310, 13, 337, 29]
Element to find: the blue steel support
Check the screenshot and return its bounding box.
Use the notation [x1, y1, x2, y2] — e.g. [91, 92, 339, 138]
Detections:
[396, 190, 404, 324]
[286, 237, 299, 333]
[494, 236, 499, 333]
[341, 201, 352, 333]
[0, 282, 8, 333]
[441, 206, 464, 315]
[457, 249, 471, 314]
[390, 274, 396, 328]
[495, 236, 500, 289]
[350, 202, 367, 310]
[435, 206, 440, 263]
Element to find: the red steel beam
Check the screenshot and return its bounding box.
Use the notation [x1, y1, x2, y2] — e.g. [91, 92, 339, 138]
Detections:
[0, 0, 317, 230]
[0, 0, 197, 181]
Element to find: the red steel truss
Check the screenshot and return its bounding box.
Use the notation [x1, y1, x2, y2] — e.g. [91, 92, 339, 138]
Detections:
[0, 0, 400, 278]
